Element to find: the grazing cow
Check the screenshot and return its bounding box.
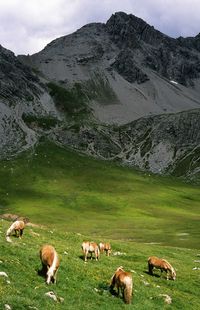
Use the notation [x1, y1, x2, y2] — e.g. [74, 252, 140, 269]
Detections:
[6, 220, 25, 242]
[148, 256, 176, 280]
[110, 266, 133, 304]
[81, 241, 100, 262]
[40, 245, 60, 284]
[99, 242, 111, 256]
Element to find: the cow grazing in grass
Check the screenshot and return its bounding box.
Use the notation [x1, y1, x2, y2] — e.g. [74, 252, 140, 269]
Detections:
[40, 245, 60, 284]
[6, 220, 25, 242]
[99, 242, 111, 256]
[110, 266, 133, 304]
[148, 256, 176, 280]
[81, 241, 100, 262]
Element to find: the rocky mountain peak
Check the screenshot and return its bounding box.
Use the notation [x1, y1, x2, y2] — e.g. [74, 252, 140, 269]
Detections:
[106, 11, 168, 47]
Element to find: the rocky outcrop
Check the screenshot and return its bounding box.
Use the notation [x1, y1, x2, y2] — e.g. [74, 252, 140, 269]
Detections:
[0, 46, 61, 157]
[106, 12, 170, 48]
[112, 49, 149, 83]
[106, 12, 200, 86]
[50, 109, 200, 180]
[0, 45, 41, 103]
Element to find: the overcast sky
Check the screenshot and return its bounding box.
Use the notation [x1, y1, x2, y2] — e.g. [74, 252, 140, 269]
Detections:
[0, 0, 200, 55]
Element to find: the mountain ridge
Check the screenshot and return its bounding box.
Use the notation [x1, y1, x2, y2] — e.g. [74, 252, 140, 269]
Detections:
[0, 12, 200, 179]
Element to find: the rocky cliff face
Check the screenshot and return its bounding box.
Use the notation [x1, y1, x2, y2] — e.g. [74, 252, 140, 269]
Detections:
[106, 12, 200, 86]
[49, 109, 200, 180]
[0, 45, 61, 157]
[0, 12, 200, 180]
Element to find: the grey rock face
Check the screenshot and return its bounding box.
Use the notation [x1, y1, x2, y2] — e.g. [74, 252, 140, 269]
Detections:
[106, 12, 168, 48]
[112, 49, 149, 83]
[0, 45, 61, 157]
[0, 45, 40, 103]
[51, 109, 200, 180]
[106, 12, 200, 86]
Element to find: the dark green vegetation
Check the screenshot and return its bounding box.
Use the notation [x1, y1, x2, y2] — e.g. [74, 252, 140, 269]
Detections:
[47, 82, 90, 120]
[0, 142, 199, 249]
[22, 115, 60, 129]
[0, 221, 199, 309]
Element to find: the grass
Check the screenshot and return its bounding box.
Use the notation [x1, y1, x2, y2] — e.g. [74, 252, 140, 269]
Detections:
[0, 141, 199, 309]
[0, 221, 199, 309]
[0, 141, 199, 249]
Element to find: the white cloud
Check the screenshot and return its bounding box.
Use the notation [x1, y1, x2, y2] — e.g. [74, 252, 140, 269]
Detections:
[0, 0, 199, 55]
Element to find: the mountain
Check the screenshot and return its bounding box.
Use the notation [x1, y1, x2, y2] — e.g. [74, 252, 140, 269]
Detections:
[0, 12, 200, 179]
[19, 12, 200, 124]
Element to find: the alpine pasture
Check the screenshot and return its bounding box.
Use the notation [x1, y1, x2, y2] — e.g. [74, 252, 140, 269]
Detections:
[0, 141, 199, 309]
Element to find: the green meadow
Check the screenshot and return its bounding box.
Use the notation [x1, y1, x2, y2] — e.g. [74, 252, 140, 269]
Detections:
[0, 141, 199, 248]
[0, 141, 199, 309]
[0, 222, 199, 309]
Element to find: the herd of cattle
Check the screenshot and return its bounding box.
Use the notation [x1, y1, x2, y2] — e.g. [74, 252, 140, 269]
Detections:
[5, 219, 176, 304]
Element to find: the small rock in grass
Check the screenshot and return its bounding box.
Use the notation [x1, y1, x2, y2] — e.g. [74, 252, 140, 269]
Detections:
[58, 297, 64, 303]
[142, 280, 150, 286]
[150, 294, 172, 305]
[159, 294, 172, 304]
[45, 291, 64, 303]
[63, 251, 68, 255]
[94, 288, 100, 293]
[192, 267, 200, 270]
[45, 291, 57, 302]
[4, 305, 12, 310]
[112, 251, 126, 256]
[0, 272, 8, 278]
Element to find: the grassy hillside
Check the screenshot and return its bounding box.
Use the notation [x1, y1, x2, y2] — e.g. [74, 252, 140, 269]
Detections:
[0, 141, 199, 249]
[0, 141, 199, 309]
[0, 220, 199, 310]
